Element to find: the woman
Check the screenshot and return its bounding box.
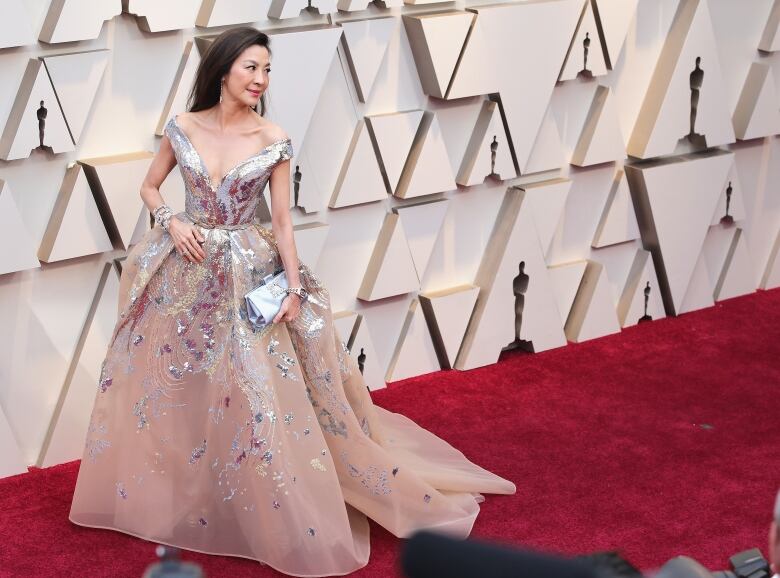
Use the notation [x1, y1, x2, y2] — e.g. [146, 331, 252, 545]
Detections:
[69, 26, 515, 576]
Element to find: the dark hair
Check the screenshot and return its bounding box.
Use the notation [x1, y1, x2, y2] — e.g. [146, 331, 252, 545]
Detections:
[188, 26, 271, 115]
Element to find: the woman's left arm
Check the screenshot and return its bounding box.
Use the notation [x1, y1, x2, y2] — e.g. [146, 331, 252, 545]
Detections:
[268, 145, 303, 322]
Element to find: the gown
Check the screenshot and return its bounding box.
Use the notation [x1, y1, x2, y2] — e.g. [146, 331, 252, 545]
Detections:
[68, 115, 516, 577]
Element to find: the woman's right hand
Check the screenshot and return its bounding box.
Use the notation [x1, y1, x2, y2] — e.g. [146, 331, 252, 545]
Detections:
[168, 217, 206, 263]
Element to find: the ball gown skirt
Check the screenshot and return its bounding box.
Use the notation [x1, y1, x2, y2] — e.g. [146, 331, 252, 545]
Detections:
[68, 116, 516, 577]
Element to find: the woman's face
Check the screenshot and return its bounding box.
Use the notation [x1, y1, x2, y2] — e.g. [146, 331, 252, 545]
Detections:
[224, 44, 270, 108]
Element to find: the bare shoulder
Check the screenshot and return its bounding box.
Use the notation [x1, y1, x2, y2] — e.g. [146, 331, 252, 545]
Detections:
[256, 117, 289, 143]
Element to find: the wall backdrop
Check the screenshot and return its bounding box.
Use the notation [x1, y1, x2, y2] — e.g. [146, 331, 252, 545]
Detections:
[0, 0, 779, 477]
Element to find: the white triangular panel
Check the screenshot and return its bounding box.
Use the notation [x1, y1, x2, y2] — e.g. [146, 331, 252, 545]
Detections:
[124, 0, 201, 31]
[38, 263, 120, 468]
[0, 406, 26, 478]
[524, 105, 565, 175]
[457, 100, 516, 186]
[761, 230, 780, 289]
[759, 0, 780, 52]
[0, 180, 40, 275]
[402, 12, 473, 99]
[419, 285, 479, 369]
[565, 260, 621, 342]
[714, 228, 756, 301]
[710, 163, 746, 226]
[333, 311, 359, 350]
[455, 187, 566, 370]
[39, 165, 113, 263]
[269, 0, 336, 18]
[625, 149, 732, 315]
[386, 299, 440, 382]
[156, 41, 200, 136]
[342, 17, 397, 103]
[618, 249, 665, 327]
[548, 261, 587, 326]
[329, 120, 387, 208]
[593, 0, 638, 68]
[43, 50, 109, 144]
[293, 222, 330, 269]
[679, 250, 714, 314]
[628, 0, 736, 159]
[447, 14, 500, 99]
[196, 0, 269, 27]
[571, 86, 625, 167]
[394, 199, 450, 281]
[368, 110, 424, 194]
[39, 0, 121, 43]
[523, 178, 572, 258]
[0, 0, 34, 49]
[395, 113, 456, 199]
[350, 316, 386, 391]
[592, 170, 639, 248]
[472, 0, 582, 173]
[732, 62, 780, 141]
[560, 0, 608, 81]
[0, 59, 75, 161]
[80, 152, 154, 250]
[357, 213, 420, 301]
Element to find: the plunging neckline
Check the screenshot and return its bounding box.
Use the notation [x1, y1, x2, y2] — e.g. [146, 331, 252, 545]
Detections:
[172, 115, 289, 192]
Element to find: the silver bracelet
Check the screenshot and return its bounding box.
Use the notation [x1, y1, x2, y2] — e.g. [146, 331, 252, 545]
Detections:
[152, 204, 173, 231]
[285, 286, 309, 301]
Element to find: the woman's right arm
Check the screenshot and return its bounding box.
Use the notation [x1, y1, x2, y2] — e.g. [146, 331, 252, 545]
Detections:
[140, 134, 205, 263]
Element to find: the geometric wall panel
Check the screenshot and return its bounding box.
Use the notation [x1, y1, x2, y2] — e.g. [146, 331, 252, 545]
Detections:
[732, 62, 780, 141]
[329, 120, 387, 209]
[79, 152, 154, 250]
[293, 221, 330, 270]
[713, 227, 755, 302]
[357, 212, 420, 301]
[42, 50, 109, 145]
[628, 0, 735, 159]
[571, 85, 625, 167]
[565, 260, 621, 342]
[761, 230, 780, 289]
[625, 149, 733, 316]
[523, 178, 572, 258]
[592, 170, 639, 248]
[385, 298, 440, 382]
[349, 315, 386, 391]
[418, 284, 479, 370]
[402, 11, 473, 99]
[156, 41, 200, 136]
[37, 262, 120, 468]
[39, 0, 121, 43]
[710, 163, 745, 226]
[447, 13, 499, 100]
[471, 0, 582, 174]
[0, 0, 34, 49]
[268, 0, 337, 19]
[548, 260, 587, 327]
[333, 310, 359, 351]
[394, 112, 456, 199]
[0, 180, 40, 276]
[457, 100, 516, 186]
[368, 110, 424, 195]
[38, 164, 113, 263]
[679, 250, 714, 314]
[455, 186, 566, 370]
[559, 0, 608, 81]
[617, 249, 665, 327]
[123, 0, 200, 32]
[195, 0, 270, 27]
[524, 105, 566, 175]
[0, 405, 26, 477]
[0, 59, 75, 161]
[341, 17, 397, 103]
[759, 0, 780, 52]
[593, 0, 639, 69]
[393, 199, 450, 281]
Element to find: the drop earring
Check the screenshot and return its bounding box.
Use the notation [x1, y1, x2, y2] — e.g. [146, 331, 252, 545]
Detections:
[219, 80, 224, 104]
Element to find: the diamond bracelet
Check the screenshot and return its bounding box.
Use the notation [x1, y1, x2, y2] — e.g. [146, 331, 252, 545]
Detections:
[152, 204, 174, 231]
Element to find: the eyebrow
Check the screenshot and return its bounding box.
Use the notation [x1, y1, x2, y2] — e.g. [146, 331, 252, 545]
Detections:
[243, 60, 271, 66]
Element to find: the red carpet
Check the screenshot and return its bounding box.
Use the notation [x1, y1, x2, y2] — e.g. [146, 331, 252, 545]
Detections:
[1, 289, 779, 577]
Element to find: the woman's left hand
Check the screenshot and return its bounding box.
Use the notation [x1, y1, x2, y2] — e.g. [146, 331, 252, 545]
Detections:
[273, 294, 301, 324]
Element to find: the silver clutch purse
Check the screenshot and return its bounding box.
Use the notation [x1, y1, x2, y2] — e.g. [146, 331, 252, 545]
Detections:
[245, 270, 288, 329]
